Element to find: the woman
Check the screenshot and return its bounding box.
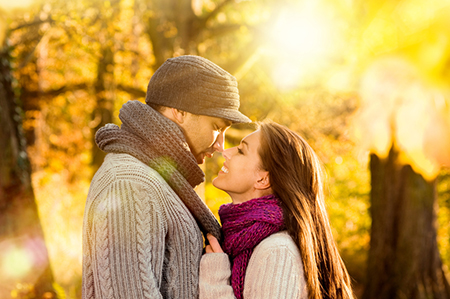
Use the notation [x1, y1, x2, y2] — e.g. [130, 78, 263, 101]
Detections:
[199, 122, 354, 299]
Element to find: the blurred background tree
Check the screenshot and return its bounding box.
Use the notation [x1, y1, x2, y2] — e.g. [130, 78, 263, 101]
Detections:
[351, 1, 450, 296]
[357, 58, 450, 298]
[0, 30, 56, 298]
[1, 0, 450, 298]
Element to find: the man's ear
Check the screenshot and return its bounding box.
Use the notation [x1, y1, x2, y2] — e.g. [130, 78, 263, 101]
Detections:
[255, 171, 271, 190]
[170, 108, 187, 125]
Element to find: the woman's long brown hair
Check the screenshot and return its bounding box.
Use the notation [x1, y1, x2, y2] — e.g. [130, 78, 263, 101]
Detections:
[258, 122, 354, 299]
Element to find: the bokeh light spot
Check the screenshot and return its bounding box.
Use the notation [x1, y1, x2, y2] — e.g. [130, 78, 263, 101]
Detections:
[2, 246, 34, 279]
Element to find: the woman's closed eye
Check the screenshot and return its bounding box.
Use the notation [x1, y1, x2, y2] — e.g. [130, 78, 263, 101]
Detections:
[237, 147, 244, 154]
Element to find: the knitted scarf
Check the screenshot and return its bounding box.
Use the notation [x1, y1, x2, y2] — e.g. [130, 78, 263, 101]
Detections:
[95, 100, 222, 241]
[219, 194, 285, 299]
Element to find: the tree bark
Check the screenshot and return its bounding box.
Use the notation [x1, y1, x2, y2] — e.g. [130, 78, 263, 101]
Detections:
[363, 147, 450, 299]
[0, 43, 56, 298]
[91, 45, 114, 172]
[90, 0, 120, 172]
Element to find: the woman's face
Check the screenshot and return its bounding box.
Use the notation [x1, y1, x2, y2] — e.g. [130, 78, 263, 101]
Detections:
[213, 130, 268, 204]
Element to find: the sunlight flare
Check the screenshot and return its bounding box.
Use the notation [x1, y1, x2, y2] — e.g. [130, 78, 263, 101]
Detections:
[265, 3, 339, 90]
[270, 10, 331, 58]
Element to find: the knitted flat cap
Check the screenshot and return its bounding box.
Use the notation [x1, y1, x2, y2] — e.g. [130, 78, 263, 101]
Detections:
[145, 55, 251, 124]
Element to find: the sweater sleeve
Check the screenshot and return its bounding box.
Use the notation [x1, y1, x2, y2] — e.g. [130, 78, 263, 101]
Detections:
[243, 237, 308, 299]
[199, 253, 236, 299]
[83, 180, 167, 299]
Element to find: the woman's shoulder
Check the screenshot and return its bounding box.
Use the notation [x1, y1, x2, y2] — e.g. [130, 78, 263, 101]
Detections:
[252, 231, 301, 262]
[256, 231, 299, 251]
[244, 231, 308, 299]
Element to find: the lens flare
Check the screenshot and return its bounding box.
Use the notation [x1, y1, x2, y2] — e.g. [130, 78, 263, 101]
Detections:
[1, 245, 34, 279]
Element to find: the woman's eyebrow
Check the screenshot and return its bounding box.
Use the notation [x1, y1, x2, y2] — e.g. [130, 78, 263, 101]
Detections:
[241, 140, 249, 149]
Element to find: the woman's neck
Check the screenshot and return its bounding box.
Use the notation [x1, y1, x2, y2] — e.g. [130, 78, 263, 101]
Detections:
[228, 189, 273, 205]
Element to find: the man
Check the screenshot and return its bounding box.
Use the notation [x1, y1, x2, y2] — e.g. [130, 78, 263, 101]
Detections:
[82, 55, 251, 299]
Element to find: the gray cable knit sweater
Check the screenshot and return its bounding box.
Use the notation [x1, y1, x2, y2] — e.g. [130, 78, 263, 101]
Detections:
[82, 153, 203, 299]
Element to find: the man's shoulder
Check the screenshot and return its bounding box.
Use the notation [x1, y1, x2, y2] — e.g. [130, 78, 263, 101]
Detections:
[89, 153, 171, 197]
[100, 153, 163, 179]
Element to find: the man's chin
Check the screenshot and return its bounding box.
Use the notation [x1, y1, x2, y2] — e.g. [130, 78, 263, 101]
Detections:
[196, 155, 205, 164]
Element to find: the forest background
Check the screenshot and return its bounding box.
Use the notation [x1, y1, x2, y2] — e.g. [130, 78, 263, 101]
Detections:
[1, 0, 450, 298]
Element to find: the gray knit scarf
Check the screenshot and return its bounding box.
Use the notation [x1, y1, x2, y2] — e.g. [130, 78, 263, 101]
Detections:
[95, 100, 222, 241]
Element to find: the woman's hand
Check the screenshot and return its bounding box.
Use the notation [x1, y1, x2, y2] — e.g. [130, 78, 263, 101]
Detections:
[205, 233, 224, 253]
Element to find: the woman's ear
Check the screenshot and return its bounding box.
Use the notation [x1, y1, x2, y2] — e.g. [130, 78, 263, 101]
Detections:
[255, 171, 271, 190]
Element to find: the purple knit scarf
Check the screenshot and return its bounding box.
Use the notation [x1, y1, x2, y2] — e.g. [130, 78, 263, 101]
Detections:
[219, 194, 285, 299]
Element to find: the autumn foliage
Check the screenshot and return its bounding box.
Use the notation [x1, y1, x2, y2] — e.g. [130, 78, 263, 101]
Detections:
[1, 0, 450, 298]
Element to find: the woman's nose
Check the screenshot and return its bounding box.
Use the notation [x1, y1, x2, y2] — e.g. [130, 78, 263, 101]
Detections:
[222, 147, 233, 160]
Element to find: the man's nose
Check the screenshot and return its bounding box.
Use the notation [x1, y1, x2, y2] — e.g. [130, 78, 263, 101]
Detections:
[212, 132, 225, 152]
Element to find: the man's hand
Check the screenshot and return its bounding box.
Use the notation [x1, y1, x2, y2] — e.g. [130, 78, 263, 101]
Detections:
[205, 233, 224, 253]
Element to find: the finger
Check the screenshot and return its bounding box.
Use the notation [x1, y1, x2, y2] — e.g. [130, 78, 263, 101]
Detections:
[206, 233, 224, 253]
[205, 245, 213, 254]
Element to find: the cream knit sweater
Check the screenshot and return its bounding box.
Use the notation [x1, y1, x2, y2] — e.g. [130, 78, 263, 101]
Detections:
[82, 153, 203, 299]
[199, 231, 308, 299]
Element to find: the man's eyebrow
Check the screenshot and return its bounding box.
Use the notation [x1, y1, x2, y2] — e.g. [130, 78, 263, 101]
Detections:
[217, 120, 232, 130]
[223, 120, 232, 128]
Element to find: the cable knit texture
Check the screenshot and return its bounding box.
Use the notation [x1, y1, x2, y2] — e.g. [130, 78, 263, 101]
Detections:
[83, 101, 221, 298]
[199, 231, 308, 299]
[219, 195, 285, 299]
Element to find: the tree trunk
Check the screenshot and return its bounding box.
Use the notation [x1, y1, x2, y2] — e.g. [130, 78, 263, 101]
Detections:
[91, 45, 114, 172]
[363, 147, 450, 299]
[90, 0, 120, 172]
[0, 43, 56, 298]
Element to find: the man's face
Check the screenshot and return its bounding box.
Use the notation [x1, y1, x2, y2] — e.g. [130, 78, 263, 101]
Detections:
[180, 113, 232, 164]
